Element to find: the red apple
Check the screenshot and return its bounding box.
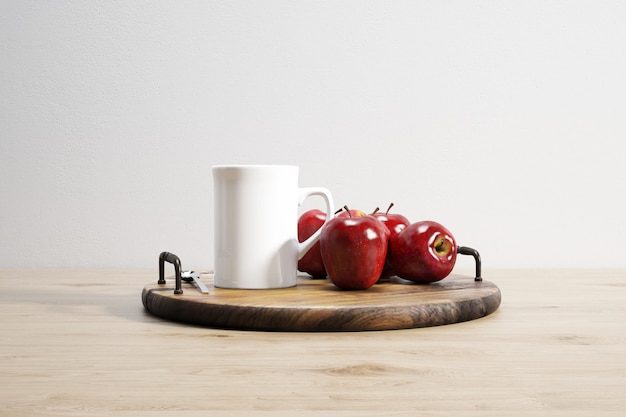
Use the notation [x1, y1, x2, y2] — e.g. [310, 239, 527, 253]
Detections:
[320, 208, 390, 290]
[388, 220, 457, 283]
[297, 209, 328, 277]
[372, 203, 410, 279]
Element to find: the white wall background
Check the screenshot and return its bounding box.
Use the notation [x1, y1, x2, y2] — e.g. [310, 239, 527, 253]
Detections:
[2, 1, 625, 270]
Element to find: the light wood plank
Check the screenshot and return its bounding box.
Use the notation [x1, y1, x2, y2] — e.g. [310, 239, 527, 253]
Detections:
[1, 269, 625, 416]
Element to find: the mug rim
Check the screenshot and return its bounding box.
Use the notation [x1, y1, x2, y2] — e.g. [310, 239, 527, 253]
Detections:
[212, 164, 298, 170]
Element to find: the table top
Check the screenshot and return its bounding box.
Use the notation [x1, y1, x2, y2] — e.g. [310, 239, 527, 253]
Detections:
[1, 268, 625, 416]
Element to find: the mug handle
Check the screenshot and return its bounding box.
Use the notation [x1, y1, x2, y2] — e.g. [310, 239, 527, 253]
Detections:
[296, 187, 334, 260]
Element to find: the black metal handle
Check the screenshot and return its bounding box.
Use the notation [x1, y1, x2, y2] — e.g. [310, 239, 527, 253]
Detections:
[159, 251, 183, 294]
[457, 246, 482, 282]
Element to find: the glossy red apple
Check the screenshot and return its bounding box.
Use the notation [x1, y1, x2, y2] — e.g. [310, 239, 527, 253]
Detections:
[388, 220, 457, 283]
[320, 208, 390, 290]
[372, 203, 410, 279]
[297, 209, 328, 277]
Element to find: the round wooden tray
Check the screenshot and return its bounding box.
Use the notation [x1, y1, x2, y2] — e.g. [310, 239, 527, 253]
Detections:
[142, 274, 501, 332]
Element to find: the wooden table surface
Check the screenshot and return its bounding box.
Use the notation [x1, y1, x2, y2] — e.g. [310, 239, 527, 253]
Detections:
[1, 269, 625, 416]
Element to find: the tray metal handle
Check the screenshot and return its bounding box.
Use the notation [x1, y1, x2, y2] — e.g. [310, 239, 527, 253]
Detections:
[159, 251, 183, 294]
[457, 246, 482, 281]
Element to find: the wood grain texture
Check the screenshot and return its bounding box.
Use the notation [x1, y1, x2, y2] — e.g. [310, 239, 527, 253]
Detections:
[142, 274, 501, 331]
[1, 269, 626, 416]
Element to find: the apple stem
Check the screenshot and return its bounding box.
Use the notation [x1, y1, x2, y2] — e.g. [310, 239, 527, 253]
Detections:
[457, 246, 482, 281]
[385, 202, 394, 214]
[343, 205, 352, 218]
[334, 208, 344, 216]
[371, 207, 380, 215]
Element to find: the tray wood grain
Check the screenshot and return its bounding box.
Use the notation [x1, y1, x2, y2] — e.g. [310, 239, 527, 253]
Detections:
[142, 274, 500, 331]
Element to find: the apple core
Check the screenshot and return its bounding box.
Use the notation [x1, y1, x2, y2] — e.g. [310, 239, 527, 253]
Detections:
[433, 236, 452, 257]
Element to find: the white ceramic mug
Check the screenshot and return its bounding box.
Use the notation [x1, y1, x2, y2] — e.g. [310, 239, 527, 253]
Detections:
[212, 165, 334, 289]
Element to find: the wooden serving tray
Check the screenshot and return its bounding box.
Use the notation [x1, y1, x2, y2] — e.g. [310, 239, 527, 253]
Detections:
[142, 274, 501, 332]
